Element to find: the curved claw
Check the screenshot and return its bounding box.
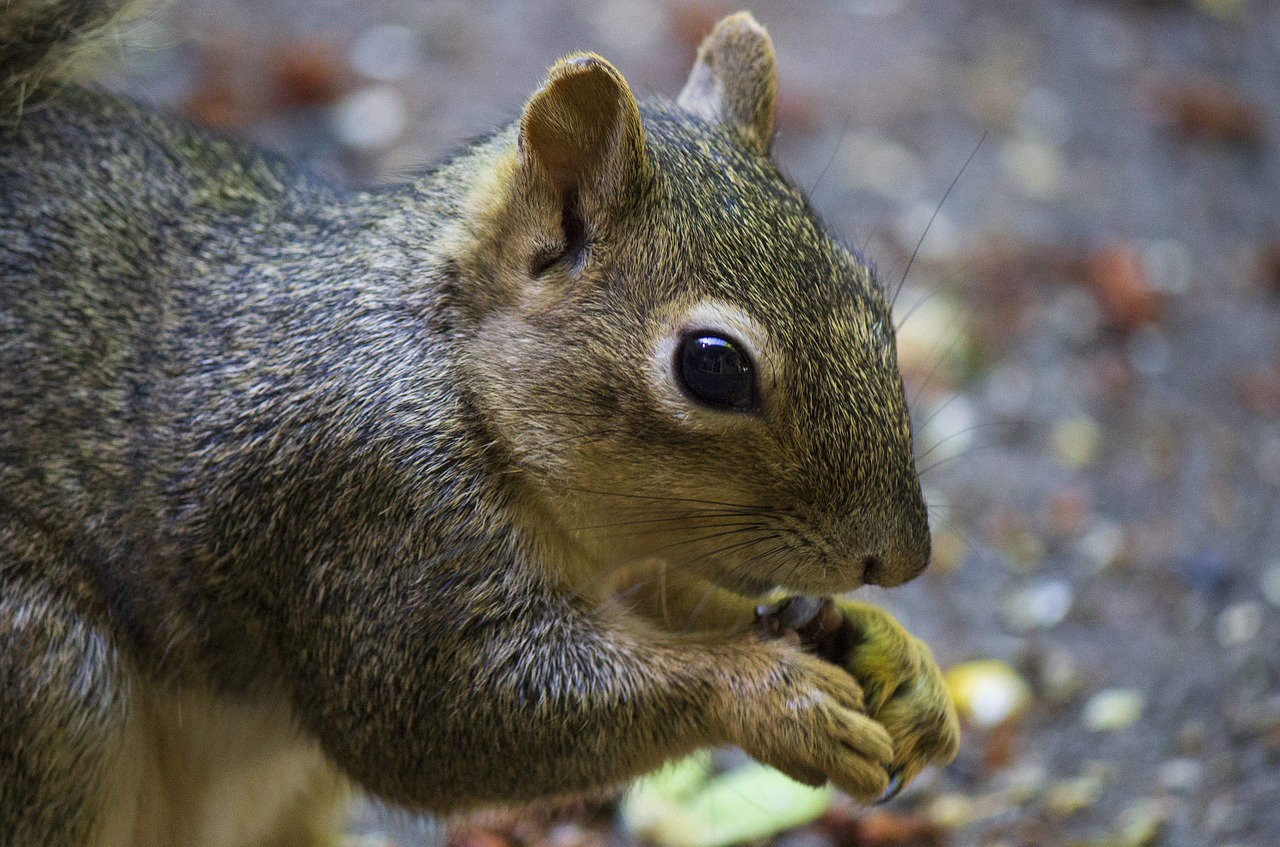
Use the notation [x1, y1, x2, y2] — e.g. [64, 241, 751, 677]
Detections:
[874, 770, 905, 805]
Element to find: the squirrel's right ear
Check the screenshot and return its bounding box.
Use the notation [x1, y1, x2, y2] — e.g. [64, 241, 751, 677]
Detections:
[519, 54, 646, 220]
[677, 12, 777, 155]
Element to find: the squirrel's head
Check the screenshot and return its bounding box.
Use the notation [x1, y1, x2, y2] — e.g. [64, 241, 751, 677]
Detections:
[452, 12, 929, 599]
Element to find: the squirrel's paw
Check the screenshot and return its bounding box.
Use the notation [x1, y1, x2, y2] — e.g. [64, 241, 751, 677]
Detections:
[728, 648, 895, 802]
[834, 599, 960, 794]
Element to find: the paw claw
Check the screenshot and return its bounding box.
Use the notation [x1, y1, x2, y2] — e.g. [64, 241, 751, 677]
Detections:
[874, 770, 905, 804]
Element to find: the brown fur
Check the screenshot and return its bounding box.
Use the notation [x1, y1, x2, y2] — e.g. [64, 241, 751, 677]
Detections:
[0, 8, 958, 845]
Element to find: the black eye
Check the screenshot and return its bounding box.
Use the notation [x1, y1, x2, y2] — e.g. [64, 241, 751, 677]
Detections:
[677, 334, 757, 411]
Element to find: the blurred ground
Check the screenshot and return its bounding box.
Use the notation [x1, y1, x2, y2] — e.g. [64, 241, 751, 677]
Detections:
[109, 1, 1280, 845]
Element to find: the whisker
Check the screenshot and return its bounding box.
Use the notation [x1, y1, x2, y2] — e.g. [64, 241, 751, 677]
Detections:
[643, 524, 773, 557]
[917, 438, 1005, 476]
[891, 132, 986, 311]
[807, 113, 853, 200]
[559, 485, 769, 512]
[915, 421, 1003, 465]
[680, 581, 722, 633]
[578, 519, 773, 540]
[567, 510, 767, 532]
[703, 534, 787, 590]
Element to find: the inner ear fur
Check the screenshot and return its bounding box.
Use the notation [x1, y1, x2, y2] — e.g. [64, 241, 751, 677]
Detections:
[677, 11, 777, 154]
[519, 53, 646, 217]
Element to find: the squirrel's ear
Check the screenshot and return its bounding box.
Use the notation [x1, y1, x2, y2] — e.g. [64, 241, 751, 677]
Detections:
[519, 54, 646, 214]
[677, 12, 777, 155]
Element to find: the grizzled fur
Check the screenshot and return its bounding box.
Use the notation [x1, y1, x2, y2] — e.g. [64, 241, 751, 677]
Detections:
[1, 4, 957, 845]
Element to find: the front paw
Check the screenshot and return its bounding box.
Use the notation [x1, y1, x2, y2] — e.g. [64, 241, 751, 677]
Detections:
[724, 647, 896, 803]
[833, 599, 960, 791]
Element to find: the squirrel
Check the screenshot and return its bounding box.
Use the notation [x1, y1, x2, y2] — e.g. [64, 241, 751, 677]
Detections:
[0, 2, 960, 845]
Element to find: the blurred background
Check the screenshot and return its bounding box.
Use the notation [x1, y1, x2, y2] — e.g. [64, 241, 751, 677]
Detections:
[108, 1, 1280, 845]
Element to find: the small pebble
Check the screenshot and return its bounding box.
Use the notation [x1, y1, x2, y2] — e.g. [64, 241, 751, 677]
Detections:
[332, 85, 409, 149]
[1110, 799, 1168, 847]
[928, 525, 968, 575]
[1045, 773, 1105, 816]
[1002, 579, 1073, 631]
[945, 660, 1032, 729]
[1088, 242, 1157, 334]
[1083, 688, 1144, 732]
[1001, 137, 1063, 198]
[839, 132, 926, 201]
[895, 202, 962, 262]
[1216, 601, 1264, 647]
[925, 793, 976, 830]
[919, 392, 980, 466]
[893, 288, 969, 386]
[1157, 757, 1204, 793]
[1051, 416, 1101, 468]
[1038, 645, 1085, 702]
[1076, 519, 1125, 572]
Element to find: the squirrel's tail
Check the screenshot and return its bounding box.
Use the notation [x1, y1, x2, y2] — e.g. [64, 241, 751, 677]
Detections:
[1, 0, 146, 120]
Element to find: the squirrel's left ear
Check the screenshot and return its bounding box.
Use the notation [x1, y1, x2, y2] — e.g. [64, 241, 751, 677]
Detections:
[677, 12, 777, 155]
[520, 54, 646, 217]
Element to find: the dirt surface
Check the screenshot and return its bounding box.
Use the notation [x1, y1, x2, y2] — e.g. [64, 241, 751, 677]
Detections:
[109, 1, 1280, 845]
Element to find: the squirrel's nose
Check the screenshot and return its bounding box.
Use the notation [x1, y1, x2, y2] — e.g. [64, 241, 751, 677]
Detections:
[861, 538, 929, 587]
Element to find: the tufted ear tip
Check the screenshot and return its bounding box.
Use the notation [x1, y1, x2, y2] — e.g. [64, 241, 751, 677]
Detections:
[519, 52, 645, 203]
[676, 11, 777, 154]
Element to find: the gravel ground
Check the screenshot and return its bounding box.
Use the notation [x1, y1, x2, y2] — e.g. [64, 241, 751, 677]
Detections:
[107, 1, 1280, 845]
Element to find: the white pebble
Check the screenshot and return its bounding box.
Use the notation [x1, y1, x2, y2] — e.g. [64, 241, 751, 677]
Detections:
[1216, 601, 1264, 647]
[1077, 520, 1125, 572]
[1003, 579, 1073, 631]
[1000, 138, 1063, 198]
[919, 392, 980, 466]
[839, 132, 925, 202]
[945, 660, 1032, 729]
[1051, 416, 1101, 469]
[332, 86, 408, 150]
[895, 201, 961, 262]
[1157, 757, 1203, 793]
[1083, 688, 1144, 732]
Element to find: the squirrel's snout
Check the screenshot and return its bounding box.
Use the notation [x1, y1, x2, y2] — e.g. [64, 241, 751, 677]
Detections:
[862, 552, 926, 588]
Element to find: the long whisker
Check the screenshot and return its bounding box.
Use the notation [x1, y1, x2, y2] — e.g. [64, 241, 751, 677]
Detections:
[892, 132, 986, 311]
[680, 581, 723, 633]
[643, 524, 773, 557]
[559, 485, 770, 512]
[914, 421, 1003, 465]
[582, 519, 773, 541]
[567, 510, 768, 532]
[917, 438, 1005, 476]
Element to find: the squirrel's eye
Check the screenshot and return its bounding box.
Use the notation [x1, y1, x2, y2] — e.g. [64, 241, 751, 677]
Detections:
[677, 334, 757, 412]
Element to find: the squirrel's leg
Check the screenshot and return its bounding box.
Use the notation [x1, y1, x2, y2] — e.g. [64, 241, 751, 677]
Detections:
[832, 599, 960, 790]
[0, 573, 129, 847]
[322, 582, 897, 809]
[510, 615, 894, 802]
[599, 565, 958, 796]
